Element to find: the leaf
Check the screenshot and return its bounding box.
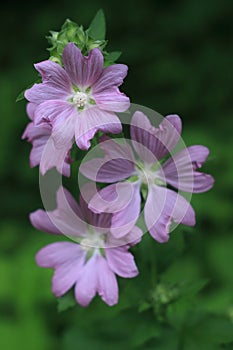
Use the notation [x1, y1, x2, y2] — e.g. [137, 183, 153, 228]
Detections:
[106, 51, 122, 62]
[16, 89, 26, 102]
[88, 9, 106, 40]
[57, 290, 76, 312]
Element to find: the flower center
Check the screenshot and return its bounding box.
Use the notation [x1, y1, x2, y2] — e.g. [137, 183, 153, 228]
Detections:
[80, 232, 104, 252]
[72, 91, 88, 108]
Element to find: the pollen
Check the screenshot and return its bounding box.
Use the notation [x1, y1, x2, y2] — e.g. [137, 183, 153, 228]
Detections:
[72, 91, 88, 108]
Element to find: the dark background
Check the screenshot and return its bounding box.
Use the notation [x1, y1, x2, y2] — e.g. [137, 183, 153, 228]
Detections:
[0, 0, 233, 349]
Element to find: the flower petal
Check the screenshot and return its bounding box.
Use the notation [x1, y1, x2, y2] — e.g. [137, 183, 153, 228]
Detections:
[94, 87, 130, 112]
[74, 253, 98, 306]
[36, 242, 86, 297]
[75, 107, 122, 150]
[46, 187, 87, 238]
[111, 182, 141, 238]
[30, 209, 62, 235]
[130, 111, 182, 163]
[34, 100, 75, 126]
[22, 122, 72, 176]
[105, 246, 139, 278]
[80, 137, 135, 182]
[36, 242, 85, 268]
[25, 83, 69, 104]
[92, 64, 128, 93]
[34, 60, 72, 91]
[39, 136, 72, 177]
[26, 103, 37, 120]
[144, 185, 195, 243]
[88, 182, 135, 214]
[63, 43, 103, 88]
[96, 255, 118, 306]
[161, 145, 214, 193]
[79, 183, 112, 231]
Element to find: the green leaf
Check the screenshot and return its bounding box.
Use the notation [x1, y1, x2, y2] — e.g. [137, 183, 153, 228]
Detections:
[57, 290, 76, 312]
[16, 89, 25, 102]
[88, 9, 106, 40]
[106, 51, 122, 62]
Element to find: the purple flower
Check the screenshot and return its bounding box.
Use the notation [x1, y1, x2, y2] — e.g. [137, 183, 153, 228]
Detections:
[22, 102, 73, 176]
[25, 43, 130, 153]
[31, 186, 141, 307]
[80, 112, 214, 243]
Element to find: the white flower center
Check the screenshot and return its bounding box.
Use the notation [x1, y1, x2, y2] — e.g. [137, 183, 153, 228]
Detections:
[80, 232, 104, 251]
[136, 163, 165, 186]
[72, 91, 88, 108]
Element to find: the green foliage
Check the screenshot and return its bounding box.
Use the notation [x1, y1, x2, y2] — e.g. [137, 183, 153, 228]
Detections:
[88, 9, 106, 41]
[57, 291, 76, 312]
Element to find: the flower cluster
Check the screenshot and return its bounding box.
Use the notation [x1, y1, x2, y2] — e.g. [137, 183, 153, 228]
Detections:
[22, 20, 214, 307]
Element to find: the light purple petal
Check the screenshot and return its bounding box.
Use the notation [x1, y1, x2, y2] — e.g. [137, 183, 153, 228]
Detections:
[22, 122, 72, 176]
[99, 135, 135, 161]
[105, 246, 139, 278]
[92, 64, 128, 93]
[36, 242, 86, 297]
[75, 107, 122, 150]
[111, 182, 141, 238]
[96, 254, 118, 306]
[94, 87, 130, 112]
[75, 253, 99, 306]
[22, 122, 50, 167]
[161, 145, 214, 193]
[96, 159, 135, 183]
[25, 83, 70, 104]
[88, 182, 136, 214]
[130, 111, 182, 163]
[47, 187, 87, 237]
[80, 137, 135, 182]
[34, 60, 72, 91]
[36, 242, 85, 268]
[34, 100, 75, 126]
[26, 103, 37, 120]
[79, 183, 112, 231]
[63, 43, 103, 88]
[39, 136, 72, 177]
[106, 226, 143, 247]
[30, 209, 62, 235]
[144, 185, 195, 243]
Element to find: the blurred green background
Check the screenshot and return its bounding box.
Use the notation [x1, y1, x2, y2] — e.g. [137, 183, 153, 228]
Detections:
[1, 0, 233, 349]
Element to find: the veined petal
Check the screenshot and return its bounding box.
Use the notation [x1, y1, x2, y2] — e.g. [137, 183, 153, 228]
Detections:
[40, 136, 72, 177]
[30, 209, 62, 235]
[80, 136, 136, 182]
[47, 187, 87, 238]
[36, 242, 85, 268]
[88, 182, 135, 214]
[34, 100, 75, 126]
[111, 182, 141, 238]
[99, 135, 135, 162]
[34, 60, 72, 91]
[94, 87, 130, 112]
[96, 255, 118, 306]
[36, 242, 86, 297]
[63, 43, 103, 88]
[92, 64, 128, 93]
[79, 183, 112, 231]
[74, 253, 98, 306]
[75, 107, 122, 150]
[161, 145, 214, 193]
[144, 185, 195, 243]
[105, 246, 139, 278]
[25, 83, 69, 104]
[130, 111, 182, 163]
